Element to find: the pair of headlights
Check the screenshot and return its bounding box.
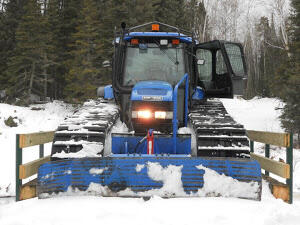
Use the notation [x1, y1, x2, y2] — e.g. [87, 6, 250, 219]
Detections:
[132, 110, 173, 119]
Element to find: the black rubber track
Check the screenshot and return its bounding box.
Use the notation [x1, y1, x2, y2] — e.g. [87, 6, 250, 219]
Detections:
[189, 99, 250, 158]
[51, 98, 119, 160]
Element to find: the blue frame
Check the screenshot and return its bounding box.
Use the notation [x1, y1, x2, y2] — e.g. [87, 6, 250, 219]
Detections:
[111, 133, 191, 155]
[173, 73, 189, 154]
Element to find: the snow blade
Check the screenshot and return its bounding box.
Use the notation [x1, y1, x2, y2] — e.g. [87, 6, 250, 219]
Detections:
[37, 157, 262, 200]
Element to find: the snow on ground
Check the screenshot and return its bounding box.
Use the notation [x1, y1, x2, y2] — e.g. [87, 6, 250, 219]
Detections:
[220, 97, 284, 132]
[1, 97, 300, 225]
[0, 183, 300, 225]
[0, 101, 74, 196]
[221, 97, 300, 193]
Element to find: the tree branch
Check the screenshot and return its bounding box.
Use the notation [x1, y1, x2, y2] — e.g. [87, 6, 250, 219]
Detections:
[264, 40, 285, 50]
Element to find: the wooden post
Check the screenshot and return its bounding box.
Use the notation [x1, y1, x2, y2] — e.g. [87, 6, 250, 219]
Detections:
[15, 134, 22, 202]
[39, 144, 44, 158]
[265, 144, 270, 176]
[286, 133, 293, 204]
[250, 140, 254, 153]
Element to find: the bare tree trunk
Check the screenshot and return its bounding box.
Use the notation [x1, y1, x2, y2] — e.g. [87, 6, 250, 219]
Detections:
[28, 62, 36, 99]
[269, 0, 291, 57]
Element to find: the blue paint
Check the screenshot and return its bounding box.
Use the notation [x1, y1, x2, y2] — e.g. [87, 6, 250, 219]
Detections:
[111, 134, 191, 155]
[192, 86, 205, 100]
[173, 74, 189, 154]
[124, 32, 193, 43]
[131, 81, 173, 101]
[104, 85, 114, 99]
[38, 157, 262, 197]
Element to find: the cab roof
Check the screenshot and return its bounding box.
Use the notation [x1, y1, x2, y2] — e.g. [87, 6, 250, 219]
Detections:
[123, 32, 193, 43]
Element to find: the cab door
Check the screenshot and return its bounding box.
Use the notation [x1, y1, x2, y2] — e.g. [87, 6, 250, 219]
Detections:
[195, 40, 247, 98]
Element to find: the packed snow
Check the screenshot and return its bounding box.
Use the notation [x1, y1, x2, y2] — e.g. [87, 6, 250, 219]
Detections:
[89, 167, 108, 175]
[52, 143, 104, 158]
[0, 101, 74, 196]
[196, 165, 259, 199]
[0, 97, 300, 225]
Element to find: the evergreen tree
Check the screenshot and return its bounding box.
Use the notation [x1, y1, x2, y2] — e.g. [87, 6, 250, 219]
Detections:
[64, 0, 103, 102]
[274, 0, 300, 139]
[0, 0, 28, 91]
[5, 0, 52, 102]
[152, 0, 189, 29]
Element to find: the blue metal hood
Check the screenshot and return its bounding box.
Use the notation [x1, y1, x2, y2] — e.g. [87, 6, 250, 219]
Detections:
[131, 81, 173, 101]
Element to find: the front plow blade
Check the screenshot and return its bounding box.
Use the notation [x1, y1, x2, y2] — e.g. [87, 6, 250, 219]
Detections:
[37, 157, 262, 200]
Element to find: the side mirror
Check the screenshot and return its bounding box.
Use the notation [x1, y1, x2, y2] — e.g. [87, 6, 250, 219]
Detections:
[97, 85, 114, 99]
[102, 60, 111, 68]
[197, 59, 205, 65]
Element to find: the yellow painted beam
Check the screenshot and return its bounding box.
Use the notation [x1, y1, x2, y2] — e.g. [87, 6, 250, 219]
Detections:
[251, 153, 290, 178]
[19, 131, 55, 148]
[19, 156, 51, 179]
[247, 130, 290, 147]
[20, 179, 37, 200]
[262, 174, 289, 203]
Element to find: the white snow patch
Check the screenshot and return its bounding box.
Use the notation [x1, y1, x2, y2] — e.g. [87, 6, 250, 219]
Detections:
[67, 125, 82, 130]
[146, 162, 186, 197]
[196, 165, 259, 199]
[89, 167, 108, 175]
[52, 143, 103, 158]
[64, 170, 72, 175]
[104, 118, 129, 156]
[135, 164, 145, 172]
[177, 127, 192, 134]
[220, 97, 284, 132]
[0, 101, 74, 196]
[111, 119, 129, 133]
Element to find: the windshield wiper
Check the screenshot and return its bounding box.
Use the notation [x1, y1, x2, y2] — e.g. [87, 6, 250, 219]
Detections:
[153, 40, 179, 65]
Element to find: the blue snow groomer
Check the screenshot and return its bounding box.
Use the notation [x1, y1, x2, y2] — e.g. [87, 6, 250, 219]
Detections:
[38, 22, 262, 200]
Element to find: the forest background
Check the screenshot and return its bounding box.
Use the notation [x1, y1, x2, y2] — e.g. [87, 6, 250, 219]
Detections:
[0, 0, 299, 136]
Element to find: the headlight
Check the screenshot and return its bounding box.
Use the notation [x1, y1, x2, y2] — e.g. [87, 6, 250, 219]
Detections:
[137, 110, 151, 119]
[154, 111, 166, 119]
[132, 110, 172, 119]
[155, 111, 173, 119]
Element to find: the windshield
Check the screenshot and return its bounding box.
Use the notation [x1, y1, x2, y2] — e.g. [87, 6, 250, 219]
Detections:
[123, 43, 185, 86]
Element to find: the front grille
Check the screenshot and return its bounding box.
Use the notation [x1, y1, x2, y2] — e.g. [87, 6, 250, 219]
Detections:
[131, 101, 173, 134]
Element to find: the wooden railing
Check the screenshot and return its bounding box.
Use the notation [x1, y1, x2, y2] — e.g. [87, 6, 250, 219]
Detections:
[15, 131, 55, 201]
[247, 130, 293, 204]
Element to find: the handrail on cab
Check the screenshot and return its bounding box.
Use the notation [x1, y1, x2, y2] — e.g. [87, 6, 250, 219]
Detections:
[173, 73, 189, 154]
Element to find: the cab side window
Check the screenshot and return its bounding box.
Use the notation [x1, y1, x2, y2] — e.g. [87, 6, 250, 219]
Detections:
[216, 50, 227, 75]
[196, 49, 212, 81]
[224, 44, 245, 76]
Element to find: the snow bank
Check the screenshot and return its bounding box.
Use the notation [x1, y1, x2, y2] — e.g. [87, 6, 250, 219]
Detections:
[220, 97, 300, 193]
[0, 101, 74, 196]
[1, 181, 300, 225]
[220, 97, 284, 132]
[196, 165, 259, 199]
